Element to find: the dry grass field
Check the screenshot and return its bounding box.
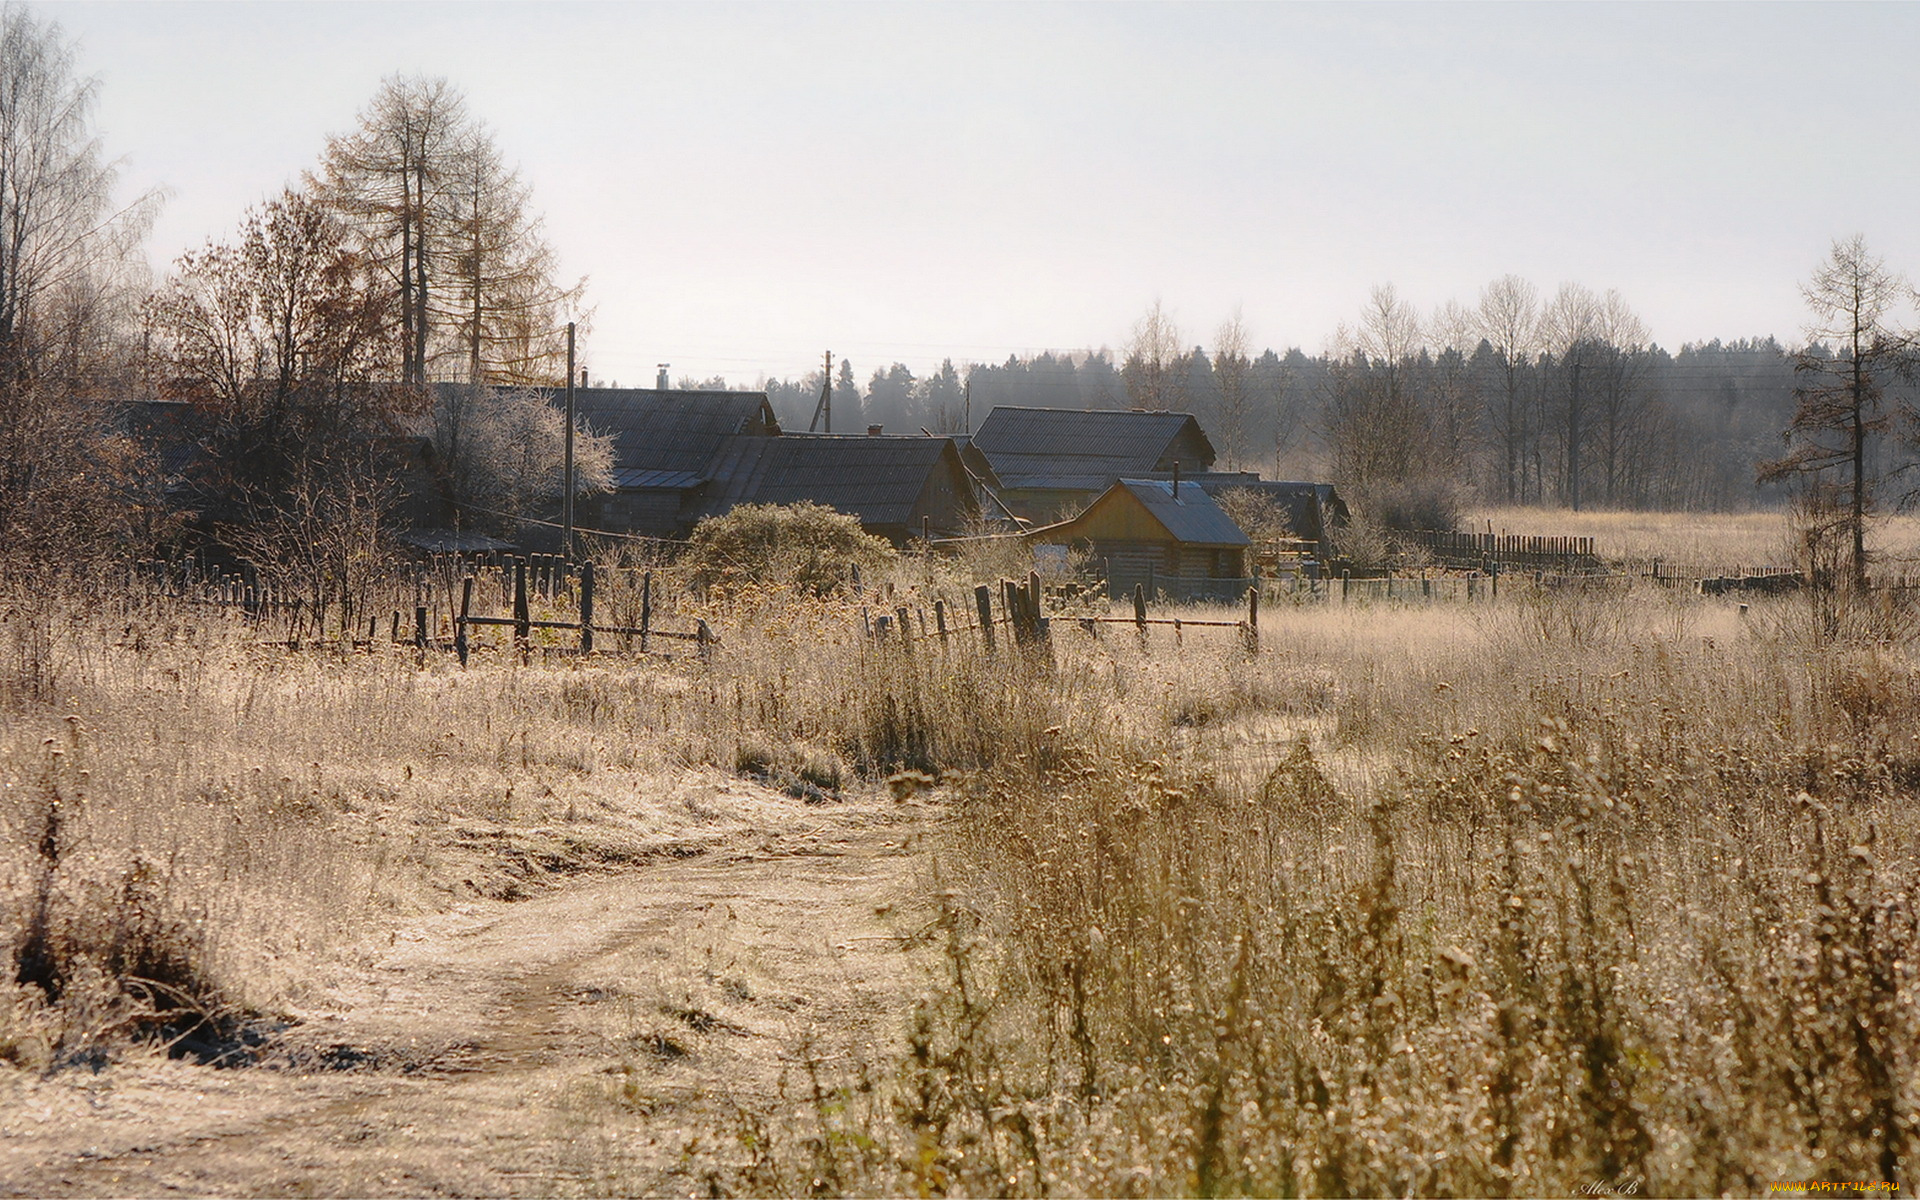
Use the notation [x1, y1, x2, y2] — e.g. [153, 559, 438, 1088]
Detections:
[3, 535, 1919, 1197]
[1468, 505, 1920, 577]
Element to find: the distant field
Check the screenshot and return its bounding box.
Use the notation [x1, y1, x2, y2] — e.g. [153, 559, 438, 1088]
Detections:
[1467, 505, 1920, 573]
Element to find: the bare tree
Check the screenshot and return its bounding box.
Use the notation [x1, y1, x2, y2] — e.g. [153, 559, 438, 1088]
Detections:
[1427, 298, 1480, 484]
[1761, 236, 1911, 589]
[1325, 286, 1441, 511]
[1212, 309, 1251, 469]
[0, 5, 164, 565]
[1123, 299, 1182, 408]
[1476, 275, 1539, 503]
[1539, 282, 1603, 509]
[1590, 289, 1652, 507]
[150, 189, 400, 467]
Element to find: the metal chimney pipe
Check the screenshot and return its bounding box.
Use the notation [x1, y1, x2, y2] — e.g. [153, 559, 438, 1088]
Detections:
[1172, 461, 1180, 499]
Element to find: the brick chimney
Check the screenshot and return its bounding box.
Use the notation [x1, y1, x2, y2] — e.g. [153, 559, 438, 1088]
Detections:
[867, 424, 883, 437]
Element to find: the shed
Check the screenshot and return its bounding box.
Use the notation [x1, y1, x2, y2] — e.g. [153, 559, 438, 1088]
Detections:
[1026, 478, 1251, 601]
[696, 434, 980, 544]
[1194, 479, 1348, 558]
[970, 406, 1217, 521]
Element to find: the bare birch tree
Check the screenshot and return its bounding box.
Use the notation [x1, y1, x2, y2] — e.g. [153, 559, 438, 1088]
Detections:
[0, 5, 164, 563]
[1123, 299, 1182, 408]
[1590, 289, 1652, 507]
[1212, 308, 1251, 468]
[1539, 282, 1602, 509]
[1476, 275, 1540, 503]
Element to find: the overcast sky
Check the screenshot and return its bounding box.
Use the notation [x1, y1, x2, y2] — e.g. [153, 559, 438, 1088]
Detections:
[55, 0, 1920, 385]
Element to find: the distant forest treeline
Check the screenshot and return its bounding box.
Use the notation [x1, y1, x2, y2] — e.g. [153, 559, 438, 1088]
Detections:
[728, 320, 1809, 513]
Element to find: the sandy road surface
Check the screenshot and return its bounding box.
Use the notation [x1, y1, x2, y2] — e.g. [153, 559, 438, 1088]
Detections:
[0, 790, 936, 1198]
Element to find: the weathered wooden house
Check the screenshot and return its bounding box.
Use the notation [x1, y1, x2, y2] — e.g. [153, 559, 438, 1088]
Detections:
[1026, 478, 1251, 601]
[562, 387, 781, 538]
[696, 434, 983, 544]
[554, 387, 987, 543]
[969, 406, 1217, 522]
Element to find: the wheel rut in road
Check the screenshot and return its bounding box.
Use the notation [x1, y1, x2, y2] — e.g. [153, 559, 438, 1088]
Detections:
[0, 801, 936, 1198]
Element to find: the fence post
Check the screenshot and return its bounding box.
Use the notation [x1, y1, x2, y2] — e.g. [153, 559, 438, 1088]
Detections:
[1245, 585, 1259, 653]
[513, 560, 530, 658]
[456, 576, 472, 666]
[896, 605, 913, 656]
[934, 598, 948, 645]
[696, 618, 715, 662]
[414, 604, 428, 650]
[1002, 579, 1022, 643]
[1341, 569, 1350, 603]
[639, 570, 652, 654]
[1027, 570, 1048, 641]
[1134, 582, 1148, 643]
[579, 560, 595, 655]
[975, 584, 996, 652]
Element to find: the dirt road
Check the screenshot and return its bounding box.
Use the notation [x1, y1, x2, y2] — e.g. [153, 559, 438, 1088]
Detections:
[0, 786, 935, 1197]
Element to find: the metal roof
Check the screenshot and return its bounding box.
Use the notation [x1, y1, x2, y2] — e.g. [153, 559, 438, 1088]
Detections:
[1195, 479, 1349, 537]
[539, 387, 779, 476]
[1116, 479, 1250, 546]
[400, 529, 520, 553]
[971, 406, 1215, 485]
[610, 467, 706, 491]
[997, 474, 1126, 493]
[700, 435, 964, 529]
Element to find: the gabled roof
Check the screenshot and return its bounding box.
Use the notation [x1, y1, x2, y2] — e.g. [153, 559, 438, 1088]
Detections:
[1195, 479, 1350, 533]
[541, 387, 779, 476]
[1029, 478, 1249, 547]
[971, 406, 1215, 486]
[700, 435, 964, 529]
[1116, 480, 1249, 546]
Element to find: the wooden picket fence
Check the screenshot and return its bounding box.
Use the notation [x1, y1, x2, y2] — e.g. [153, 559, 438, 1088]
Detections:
[1400, 529, 1604, 573]
[121, 555, 713, 660]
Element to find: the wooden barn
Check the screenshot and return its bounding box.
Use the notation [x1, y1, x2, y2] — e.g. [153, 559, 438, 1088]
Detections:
[696, 434, 982, 545]
[1026, 477, 1251, 602]
[968, 406, 1217, 522]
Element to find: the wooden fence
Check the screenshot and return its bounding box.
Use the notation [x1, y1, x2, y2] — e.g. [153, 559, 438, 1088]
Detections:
[123, 555, 711, 660]
[857, 571, 1262, 653]
[1399, 530, 1603, 573]
[452, 561, 714, 663]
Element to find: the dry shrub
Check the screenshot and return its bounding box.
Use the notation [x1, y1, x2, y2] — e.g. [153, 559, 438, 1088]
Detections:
[685, 502, 896, 597]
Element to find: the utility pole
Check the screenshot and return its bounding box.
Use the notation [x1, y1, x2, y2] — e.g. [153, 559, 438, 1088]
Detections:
[808, 350, 833, 433]
[563, 321, 576, 559]
[963, 378, 971, 436]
